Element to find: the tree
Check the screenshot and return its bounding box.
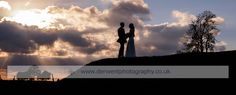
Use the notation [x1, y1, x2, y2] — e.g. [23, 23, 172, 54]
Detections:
[182, 11, 219, 53]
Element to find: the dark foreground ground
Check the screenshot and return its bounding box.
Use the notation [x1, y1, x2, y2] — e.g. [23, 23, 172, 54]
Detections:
[0, 51, 234, 92]
[87, 51, 235, 66]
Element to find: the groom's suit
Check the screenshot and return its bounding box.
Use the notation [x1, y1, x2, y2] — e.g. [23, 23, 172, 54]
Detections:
[117, 27, 127, 58]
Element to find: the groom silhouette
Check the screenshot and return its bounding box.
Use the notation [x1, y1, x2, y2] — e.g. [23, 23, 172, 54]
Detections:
[117, 22, 128, 58]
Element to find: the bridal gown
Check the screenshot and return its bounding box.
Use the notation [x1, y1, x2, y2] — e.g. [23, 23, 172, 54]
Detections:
[125, 29, 136, 57]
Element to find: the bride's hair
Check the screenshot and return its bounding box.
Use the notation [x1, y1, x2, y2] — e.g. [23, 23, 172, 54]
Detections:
[129, 23, 134, 29]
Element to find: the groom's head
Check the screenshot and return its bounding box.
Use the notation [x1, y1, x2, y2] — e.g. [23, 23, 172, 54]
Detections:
[120, 22, 125, 27]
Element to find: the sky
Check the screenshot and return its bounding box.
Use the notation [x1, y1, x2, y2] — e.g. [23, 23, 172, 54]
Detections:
[144, 0, 236, 50]
[0, 0, 235, 67]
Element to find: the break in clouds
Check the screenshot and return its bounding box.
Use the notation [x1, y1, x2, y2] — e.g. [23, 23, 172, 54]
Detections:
[0, 0, 226, 66]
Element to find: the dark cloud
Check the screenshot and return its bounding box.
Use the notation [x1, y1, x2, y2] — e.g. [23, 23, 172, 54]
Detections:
[79, 43, 108, 54]
[29, 29, 91, 47]
[0, 21, 36, 53]
[29, 31, 57, 46]
[0, 20, 107, 54]
[103, 0, 150, 29]
[112, 1, 150, 15]
[58, 31, 90, 47]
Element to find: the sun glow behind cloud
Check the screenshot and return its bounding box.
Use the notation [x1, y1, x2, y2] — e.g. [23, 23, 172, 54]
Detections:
[0, 0, 55, 29]
[6, 10, 54, 28]
[0, 1, 11, 10]
[0, 51, 8, 57]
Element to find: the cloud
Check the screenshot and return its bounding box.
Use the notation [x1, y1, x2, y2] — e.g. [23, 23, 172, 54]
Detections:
[104, 0, 150, 27]
[0, 21, 36, 53]
[0, 1, 11, 17]
[145, 23, 168, 33]
[169, 10, 196, 27]
[0, 1, 11, 10]
[140, 25, 188, 55]
[4, 0, 57, 9]
[45, 5, 108, 31]
[210, 17, 225, 25]
[0, 20, 108, 54]
[215, 41, 227, 52]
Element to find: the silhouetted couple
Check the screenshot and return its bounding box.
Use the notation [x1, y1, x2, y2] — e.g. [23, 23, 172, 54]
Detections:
[117, 22, 136, 58]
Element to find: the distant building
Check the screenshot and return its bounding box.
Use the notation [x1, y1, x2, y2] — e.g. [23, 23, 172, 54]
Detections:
[37, 71, 52, 81]
[16, 66, 52, 81]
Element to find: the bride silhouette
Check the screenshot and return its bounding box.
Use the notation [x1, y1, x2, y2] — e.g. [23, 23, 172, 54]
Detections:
[125, 23, 136, 57]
